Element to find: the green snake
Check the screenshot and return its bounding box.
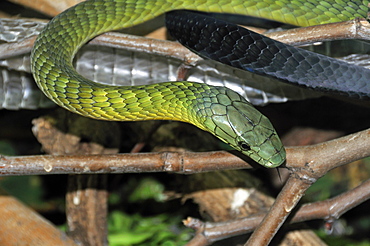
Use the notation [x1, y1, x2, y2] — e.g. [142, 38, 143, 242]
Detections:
[30, 0, 368, 168]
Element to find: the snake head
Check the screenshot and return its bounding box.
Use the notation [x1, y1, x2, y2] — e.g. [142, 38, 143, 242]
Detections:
[200, 89, 286, 168]
[232, 112, 286, 168]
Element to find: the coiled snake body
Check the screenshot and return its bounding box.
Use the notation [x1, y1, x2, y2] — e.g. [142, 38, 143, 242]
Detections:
[31, 0, 368, 168]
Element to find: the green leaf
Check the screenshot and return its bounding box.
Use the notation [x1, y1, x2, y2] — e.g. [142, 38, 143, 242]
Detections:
[128, 178, 165, 203]
[109, 232, 153, 246]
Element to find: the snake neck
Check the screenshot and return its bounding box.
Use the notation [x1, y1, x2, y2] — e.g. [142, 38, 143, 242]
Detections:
[33, 77, 226, 127]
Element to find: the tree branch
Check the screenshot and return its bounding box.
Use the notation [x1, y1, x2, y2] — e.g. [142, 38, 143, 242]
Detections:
[245, 176, 312, 245]
[2, 18, 369, 62]
[1, 128, 370, 176]
[183, 178, 370, 244]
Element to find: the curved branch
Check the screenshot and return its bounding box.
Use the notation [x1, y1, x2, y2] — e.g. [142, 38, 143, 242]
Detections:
[184, 178, 370, 244]
[244, 127, 370, 245]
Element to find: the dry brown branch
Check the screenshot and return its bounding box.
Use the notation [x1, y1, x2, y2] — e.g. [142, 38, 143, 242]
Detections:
[2, 18, 369, 63]
[267, 18, 370, 46]
[8, 0, 83, 16]
[1, 128, 370, 176]
[293, 178, 370, 224]
[184, 179, 325, 245]
[287, 128, 370, 178]
[0, 189, 77, 246]
[0, 151, 251, 175]
[0, 35, 37, 59]
[245, 126, 370, 245]
[183, 178, 370, 244]
[245, 176, 313, 245]
[1, 127, 370, 244]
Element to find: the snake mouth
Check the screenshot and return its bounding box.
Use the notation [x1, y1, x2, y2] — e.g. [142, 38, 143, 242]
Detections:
[246, 147, 286, 168]
[261, 147, 286, 168]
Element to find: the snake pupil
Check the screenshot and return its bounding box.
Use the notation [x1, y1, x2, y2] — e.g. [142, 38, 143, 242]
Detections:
[238, 141, 251, 151]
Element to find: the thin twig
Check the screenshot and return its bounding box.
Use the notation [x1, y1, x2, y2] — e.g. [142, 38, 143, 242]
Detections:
[183, 178, 370, 244]
[295, 178, 370, 223]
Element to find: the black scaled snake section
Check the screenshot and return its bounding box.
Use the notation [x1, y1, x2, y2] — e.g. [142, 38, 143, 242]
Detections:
[166, 10, 370, 99]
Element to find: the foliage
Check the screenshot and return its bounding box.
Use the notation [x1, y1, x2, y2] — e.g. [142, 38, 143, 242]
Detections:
[108, 211, 192, 246]
[316, 230, 370, 246]
[107, 177, 192, 245]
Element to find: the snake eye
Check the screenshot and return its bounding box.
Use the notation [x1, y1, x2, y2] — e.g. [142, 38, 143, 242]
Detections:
[238, 141, 251, 151]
